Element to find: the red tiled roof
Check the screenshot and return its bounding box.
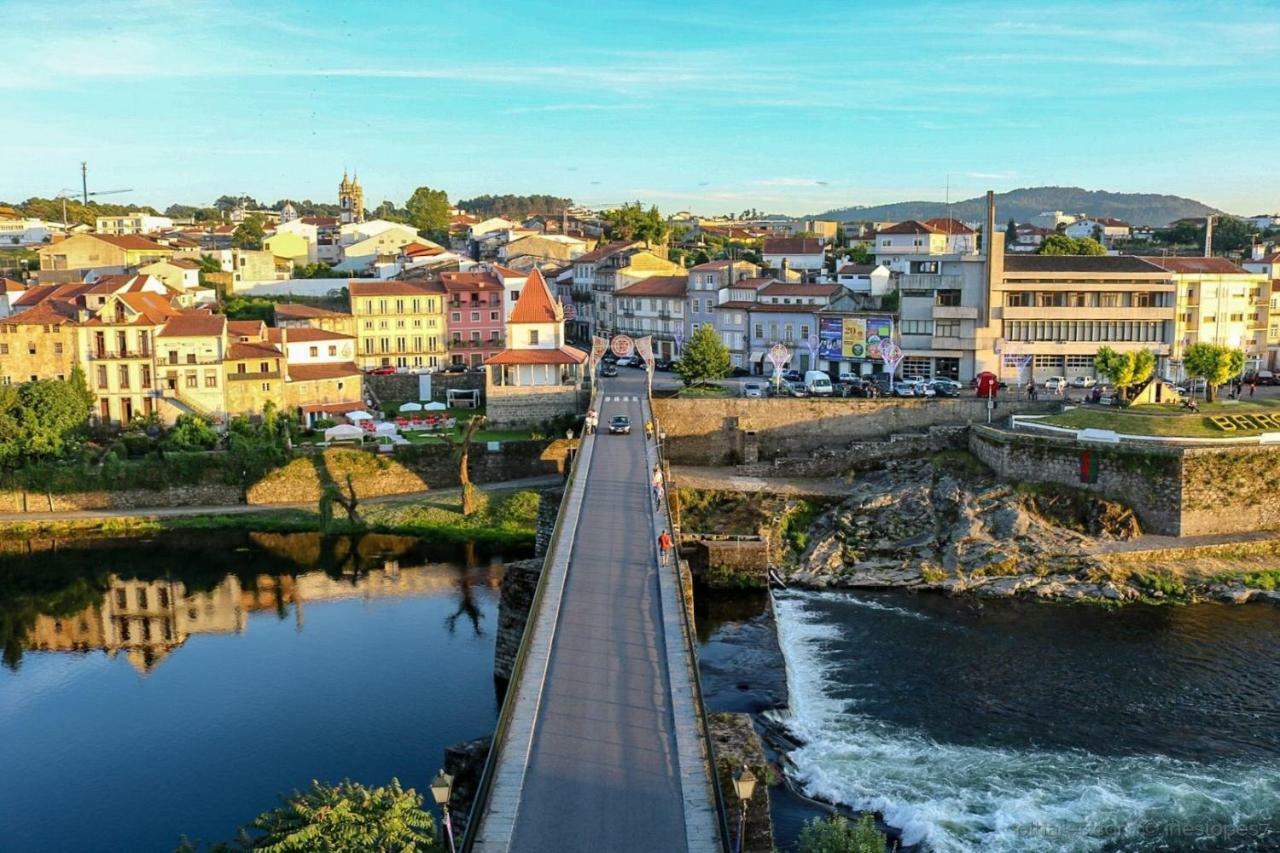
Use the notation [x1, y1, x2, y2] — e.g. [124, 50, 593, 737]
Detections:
[714, 300, 756, 310]
[763, 237, 824, 255]
[731, 277, 777, 290]
[268, 326, 354, 342]
[572, 241, 637, 264]
[228, 341, 282, 360]
[299, 400, 364, 413]
[440, 271, 502, 293]
[486, 346, 585, 366]
[2, 300, 79, 325]
[923, 218, 976, 235]
[287, 361, 362, 381]
[747, 303, 826, 313]
[759, 282, 841, 297]
[508, 268, 562, 324]
[491, 265, 526, 278]
[1138, 256, 1248, 275]
[838, 264, 878, 275]
[91, 234, 172, 251]
[616, 275, 688, 298]
[227, 320, 266, 337]
[1, 277, 25, 293]
[347, 279, 446, 297]
[402, 242, 445, 257]
[168, 258, 202, 269]
[878, 220, 942, 236]
[158, 312, 226, 337]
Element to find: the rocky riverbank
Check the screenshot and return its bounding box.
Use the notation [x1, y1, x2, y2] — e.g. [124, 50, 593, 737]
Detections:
[777, 452, 1280, 606]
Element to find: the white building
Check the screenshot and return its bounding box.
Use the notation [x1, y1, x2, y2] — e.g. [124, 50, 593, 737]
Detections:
[94, 213, 173, 236]
[836, 263, 892, 295]
[1064, 217, 1132, 245]
[0, 217, 53, 245]
[762, 237, 825, 281]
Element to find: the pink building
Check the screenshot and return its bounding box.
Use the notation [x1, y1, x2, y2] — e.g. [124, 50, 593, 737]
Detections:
[440, 271, 505, 367]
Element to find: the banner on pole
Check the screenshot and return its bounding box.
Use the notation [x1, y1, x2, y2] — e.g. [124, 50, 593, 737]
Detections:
[636, 335, 654, 371]
[610, 335, 634, 358]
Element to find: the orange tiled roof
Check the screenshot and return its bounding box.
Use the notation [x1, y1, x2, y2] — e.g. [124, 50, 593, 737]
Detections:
[486, 346, 585, 366]
[287, 361, 362, 381]
[158, 312, 226, 337]
[508, 268, 561, 324]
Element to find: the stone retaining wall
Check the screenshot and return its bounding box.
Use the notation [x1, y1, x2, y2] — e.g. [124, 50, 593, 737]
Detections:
[653, 397, 1057, 465]
[0, 483, 242, 513]
[969, 425, 1280, 537]
[734, 425, 967, 478]
[245, 441, 569, 505]
[486, 386, 585, 430]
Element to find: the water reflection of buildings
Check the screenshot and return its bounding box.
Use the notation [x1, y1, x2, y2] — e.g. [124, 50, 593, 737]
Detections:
[26, 557, 502, 673]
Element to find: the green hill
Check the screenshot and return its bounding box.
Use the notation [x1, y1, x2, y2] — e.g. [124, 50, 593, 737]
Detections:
[813, 186, 1224, 228]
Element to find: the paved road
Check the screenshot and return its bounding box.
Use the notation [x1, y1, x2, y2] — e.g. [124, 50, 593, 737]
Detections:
[0, 475, 561, 522]
[509, 370, 691, 852]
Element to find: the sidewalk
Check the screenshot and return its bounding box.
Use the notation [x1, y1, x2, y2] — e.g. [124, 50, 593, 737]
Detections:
[669, 465, 851, 498]
[0, 475, 561, 523]
[1088, 528, 1280, 555]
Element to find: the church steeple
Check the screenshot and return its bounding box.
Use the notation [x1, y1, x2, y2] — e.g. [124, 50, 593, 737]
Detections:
[338, 169, 364, 225]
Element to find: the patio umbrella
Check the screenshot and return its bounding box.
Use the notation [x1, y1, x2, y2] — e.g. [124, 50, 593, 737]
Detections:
[375, 422, 398, 436]
[399, 402, 423, 412]
[346, 410, 374, 421]
[423, 401, 447, 412]
[324, 424, 364, 442]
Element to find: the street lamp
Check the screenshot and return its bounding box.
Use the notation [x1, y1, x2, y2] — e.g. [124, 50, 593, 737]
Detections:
[732, 765, 757, 853]
[430, 769, 456, 853]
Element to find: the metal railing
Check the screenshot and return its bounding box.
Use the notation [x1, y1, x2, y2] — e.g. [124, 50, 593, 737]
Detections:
[648, 400, 733, 852]
[460, 386, 595, 852]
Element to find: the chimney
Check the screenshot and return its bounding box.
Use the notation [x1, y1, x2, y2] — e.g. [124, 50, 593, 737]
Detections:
[1203, 215, 1215, 258]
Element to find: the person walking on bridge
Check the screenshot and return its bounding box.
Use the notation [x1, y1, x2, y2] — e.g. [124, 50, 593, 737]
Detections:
[658, 529, 673, 566]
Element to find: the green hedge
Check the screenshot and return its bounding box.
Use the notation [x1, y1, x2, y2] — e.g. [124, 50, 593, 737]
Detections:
[0, 451, 240, 493]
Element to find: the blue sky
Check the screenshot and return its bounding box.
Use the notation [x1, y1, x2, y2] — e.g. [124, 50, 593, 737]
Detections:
[4, 0, 1278, 216]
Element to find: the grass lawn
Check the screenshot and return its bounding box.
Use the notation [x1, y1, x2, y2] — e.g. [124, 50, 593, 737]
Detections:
[1041, 399, 1280, 438]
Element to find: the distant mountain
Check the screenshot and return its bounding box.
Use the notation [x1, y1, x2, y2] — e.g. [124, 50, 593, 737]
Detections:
[812, 186, 1225, 228]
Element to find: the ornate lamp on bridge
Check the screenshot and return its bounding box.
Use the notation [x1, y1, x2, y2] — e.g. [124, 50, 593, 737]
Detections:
[430, 769, 457, 853]
[732, 764, 758, 853]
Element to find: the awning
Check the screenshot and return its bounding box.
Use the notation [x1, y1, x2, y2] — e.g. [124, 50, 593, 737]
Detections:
[346, 410, 374, 421]
[748, 350, 765, 363]
[324, 424, 364, 442]
[399, 402, 423, 412]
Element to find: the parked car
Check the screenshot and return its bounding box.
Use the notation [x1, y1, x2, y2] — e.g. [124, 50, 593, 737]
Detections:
[782, 369, 803, 383]
[930, 378, 961, 397]
[608, 415, 632, 434]
[602, 352, 619, 364]
[443, 363, 468, 374]
[600, 364, 619, 377]
[1068, 375, 1097, 388]
[870, 376, 894, 396]
[731, 366, 751, 377]
[367, 365, 397, 375]
[838, 371, 860, 384]
[654, 359, 675, 371]
[891, 382, 917, 398]
[614, 355, 636, 367]
[904, 377, 936, 397]
[1245, 369, 1277, 386]
[742, 382, 765, 399]
[1043, 376, 1068, 391]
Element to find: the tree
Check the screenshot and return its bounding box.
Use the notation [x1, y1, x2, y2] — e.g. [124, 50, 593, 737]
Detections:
[1182, 342, 1246, 402]
[842, 244, 873, 266]
[165, 414, 219, 451]
[602, 203, 668, 246]
[319, 473, 361, 529]
[675, 325, 731, 386]
[1209, 216, 1259, 253]
[442, 415, 485, 516]
[232, 214, 265, 250]
[0, 375, 93, 468]
[247, 779, 437, 852]
[1005, 217, 1018, 246]
[1038, 234, 1106, 256]
[405, 186, 451, 242]
[1094, 346, 1156, 401]
[797, 814, 887, 853]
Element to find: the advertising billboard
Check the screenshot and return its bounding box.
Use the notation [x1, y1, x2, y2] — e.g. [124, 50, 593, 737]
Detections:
[865, 316, 894, 361]
[820, 316, 892, 361]
[843, 317, 866, 359]
[818, 317, 843, 360]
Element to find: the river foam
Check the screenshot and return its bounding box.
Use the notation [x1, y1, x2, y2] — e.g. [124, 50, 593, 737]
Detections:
[767, 591, 1280, 852]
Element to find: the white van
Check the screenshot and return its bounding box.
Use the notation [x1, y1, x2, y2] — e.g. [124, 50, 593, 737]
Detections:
[804, 370, 834, 396]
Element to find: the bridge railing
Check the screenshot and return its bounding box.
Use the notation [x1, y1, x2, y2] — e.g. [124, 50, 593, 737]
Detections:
[460, 384, 596, 852]
[649, 396, 733, 853]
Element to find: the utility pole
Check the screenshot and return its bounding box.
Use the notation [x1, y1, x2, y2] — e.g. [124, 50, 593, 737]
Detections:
[81, 161, 89, 205]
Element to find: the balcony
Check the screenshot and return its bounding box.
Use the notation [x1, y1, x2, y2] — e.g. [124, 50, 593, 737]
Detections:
[932, 305, 978, 320]
[1001, 306, 1171, 321]
[898, 273, 963, 290]
[89, 349, 152, 360]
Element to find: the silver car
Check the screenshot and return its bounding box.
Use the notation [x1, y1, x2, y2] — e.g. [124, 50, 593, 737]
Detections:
[742, 382, 764, 398]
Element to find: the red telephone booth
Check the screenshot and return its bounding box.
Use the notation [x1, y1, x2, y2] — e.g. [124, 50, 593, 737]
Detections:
[975, 371, 999, 398]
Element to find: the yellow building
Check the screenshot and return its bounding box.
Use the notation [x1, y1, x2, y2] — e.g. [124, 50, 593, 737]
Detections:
[79, 292, 180, 424]
[1141, 257, 1272, 374]
[224, 340, 287, 417]
[37, 234, 174, 272]
[154, 313, 228, 420]
[348, 279, 448, 370]
[0, 298, 80, 385]
[264, 230, 312, 265]
[274, 303, 358, 337]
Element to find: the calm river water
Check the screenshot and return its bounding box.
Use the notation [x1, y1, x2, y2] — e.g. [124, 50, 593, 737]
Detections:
[742, 589, 1280, 852]
[0, 531, 528, 853]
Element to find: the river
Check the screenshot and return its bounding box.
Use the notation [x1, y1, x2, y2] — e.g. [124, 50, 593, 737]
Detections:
[0, 530, 529, 853]
[736, 589, 1280, 852]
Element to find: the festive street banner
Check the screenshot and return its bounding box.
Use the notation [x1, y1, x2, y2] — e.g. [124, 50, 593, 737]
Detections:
[767, 343, 790, 379]
[610, 334, 634, 357]
[673, 328, 684, 358]
[590, 335, 608, 374]
[880, 340, 904, 377]
[636, 335, 654, 370]
[806, 333, 820, 366]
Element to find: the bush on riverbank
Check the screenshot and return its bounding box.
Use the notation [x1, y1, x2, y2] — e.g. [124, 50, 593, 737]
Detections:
[796, 813, 888, 853]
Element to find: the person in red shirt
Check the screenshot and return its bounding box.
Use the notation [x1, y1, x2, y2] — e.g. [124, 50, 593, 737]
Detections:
[658, 530, 673, 565]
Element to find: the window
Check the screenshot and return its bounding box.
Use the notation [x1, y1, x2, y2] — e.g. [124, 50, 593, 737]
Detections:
[935, 320, 961, 338]
[186, 353, 196, 364]
[141, 365, 151, 387]
[0, 344, 6, 356]
[935, 290, 961, 307]
[452, 312, 461, 322]
[529, 330, 539, 345]
[1134, 292, 1154, 307]
[490, 311, 499, 322]
[118, 365, 130, 389]
[1033, 354, 1064, 368]
[309, 346, 318, 357]
[261, 382, 271, 391]
[1100, 293, 1119, 307]
[1006, 292, 1032, 307]
[97, 366, 109, 389]
[185, 372, 198, 388]
[54, 342, 63, 355]
[204, 372, 217, 388]
[1065, 355, 1094, 369]
[900, 320, 934, 335]
[754, 323, 763, 340]
[28, 343, 36, 355]
[471, 311, 480, 322]
[137, 588, 148, 609]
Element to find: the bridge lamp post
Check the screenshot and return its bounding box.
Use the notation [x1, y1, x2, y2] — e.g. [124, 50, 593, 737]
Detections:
[430, 769, 457, 853]
[732, 765, 757, 853]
